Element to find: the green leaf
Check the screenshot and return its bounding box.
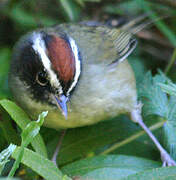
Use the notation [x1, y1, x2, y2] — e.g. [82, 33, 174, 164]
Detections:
[75, 0, 85, 6]
[0, 99, 47, 158]
[0, 144, 16, 175]
[62, 155, 160, 179]
[128, 56, 147, 84]
[138, 71, 168, 117]
[120, 166, 176, 180]
[12, 147, 71, 180]
[52, 116, 139, 165]
[59, 0, 81, 21]
[45, 115, 159, 166]
[160, 85, 176, 159]
[163, 123, 176, 160]
[8, 112, 47, 177]
[21, 111, 48, 147]
[159, 81, 176, 97]
[0, 108, 19, 145]
[158, 76, 176, 160]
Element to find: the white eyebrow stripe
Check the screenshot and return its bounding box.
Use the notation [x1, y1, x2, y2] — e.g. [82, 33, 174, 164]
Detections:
[32, 32, 63, 94]
[67, 37, 81, 96]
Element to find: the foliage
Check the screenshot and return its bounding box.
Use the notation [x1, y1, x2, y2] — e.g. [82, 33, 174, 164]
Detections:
[61, 155, 161, 179]
[139, 71, 176, 160]
[0, 144, 16, 175]
[1, 0, 176, 179]
[0, 100, 47, 158]
[8, 111, 47, 177]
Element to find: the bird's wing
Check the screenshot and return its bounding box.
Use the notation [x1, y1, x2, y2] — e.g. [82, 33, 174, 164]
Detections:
[96, 27, 137, 65]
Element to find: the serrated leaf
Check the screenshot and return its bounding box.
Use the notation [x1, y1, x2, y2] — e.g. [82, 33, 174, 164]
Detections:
[120, 166, 176, 180]
[12, 147, 71, 180]
[162, 96, 176, 160]
[0, 144, 16, 175]
[61, 155, 160, 179]
[159, 78, 176, 160]
[159, 81, 176, 97]
[163, 123, 176, 160]
[0, 99, 47, 158]
[139, 71, 176, 160]
[167, 96, 176, 122]
[138, 71, 168, 117]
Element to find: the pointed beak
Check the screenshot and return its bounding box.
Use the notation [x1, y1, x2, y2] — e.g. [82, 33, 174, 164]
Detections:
[54, 94, 68, 119]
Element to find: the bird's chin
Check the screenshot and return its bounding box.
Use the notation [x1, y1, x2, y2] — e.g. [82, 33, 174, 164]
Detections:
[10, 86, 105, 129]
[18, 97, 106, 129]
[41, 110, 105, 129]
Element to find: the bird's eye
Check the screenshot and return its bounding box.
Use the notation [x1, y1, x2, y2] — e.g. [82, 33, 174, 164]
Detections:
[36, 72, 48, 86]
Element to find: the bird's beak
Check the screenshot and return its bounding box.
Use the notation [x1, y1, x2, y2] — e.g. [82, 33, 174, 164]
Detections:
[54, 94, 68, 119]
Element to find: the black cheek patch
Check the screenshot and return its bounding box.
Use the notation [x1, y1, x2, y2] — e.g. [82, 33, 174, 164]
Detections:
[18, 43, 53, 104]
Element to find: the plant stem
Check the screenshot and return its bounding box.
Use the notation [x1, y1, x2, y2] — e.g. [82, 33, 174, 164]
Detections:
[165, 48, 176, 75]
[8, 147, 24, 177]
[100, 121, 165, 155]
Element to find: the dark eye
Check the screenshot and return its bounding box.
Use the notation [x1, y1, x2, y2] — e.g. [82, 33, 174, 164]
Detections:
[36, 71, 48, 86]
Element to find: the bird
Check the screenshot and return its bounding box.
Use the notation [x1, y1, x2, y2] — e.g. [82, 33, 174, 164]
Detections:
[8, 22, 176, 166]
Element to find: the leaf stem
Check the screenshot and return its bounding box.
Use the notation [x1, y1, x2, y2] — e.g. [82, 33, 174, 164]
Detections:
[165, 48, 176, 75]
[100, 121, 165, 155]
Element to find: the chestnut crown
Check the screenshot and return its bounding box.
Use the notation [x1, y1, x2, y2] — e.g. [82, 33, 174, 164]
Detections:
[11, 31, 81, 107]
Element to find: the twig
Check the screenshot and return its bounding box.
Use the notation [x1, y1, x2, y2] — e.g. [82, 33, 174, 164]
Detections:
[100, 121, 165, 155]
[165, 48, 176, 75]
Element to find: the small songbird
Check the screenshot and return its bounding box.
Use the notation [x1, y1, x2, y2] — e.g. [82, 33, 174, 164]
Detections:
[9, 23, 176, 166]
